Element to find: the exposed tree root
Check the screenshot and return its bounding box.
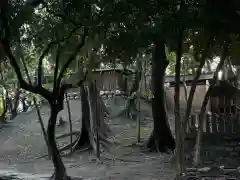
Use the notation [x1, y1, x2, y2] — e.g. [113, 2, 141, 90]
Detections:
[75, 84, 113, 155]
[62, 146, 92, 157]
[56, 131, 80, 140]
[143, 132, 175, 153]
[35, 135, 82, 159]
[35, 122, 112, 159]
[123, 142, 144, 148]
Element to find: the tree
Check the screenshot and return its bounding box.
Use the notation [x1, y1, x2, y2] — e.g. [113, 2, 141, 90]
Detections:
[0, 61, 21, 120]
[193, 39, 230, 167]
[0, 1, 90, 179]
[97, 0, 190, 152]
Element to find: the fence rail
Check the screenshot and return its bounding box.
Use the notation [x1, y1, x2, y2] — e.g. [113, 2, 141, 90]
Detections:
[186, 113, 240, 140]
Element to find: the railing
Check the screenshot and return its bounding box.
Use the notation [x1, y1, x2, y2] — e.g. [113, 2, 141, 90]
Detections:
[186, 112, 240, 140]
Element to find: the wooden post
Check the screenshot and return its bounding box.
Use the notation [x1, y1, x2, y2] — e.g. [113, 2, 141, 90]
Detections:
[136, 70, 143, 144]
[65, 92, 73, 154]
[95, 80, 100, 159]
[225, 114, 232, 133]
[236, 111, 240, 133]
[136, 91, 141, 143]
[186, 115, 190, 133]
[218, 114, 225, 133]
[190, 115, 196, 133]
[212, 114, 217, 133]
[206, 113, 211, 133]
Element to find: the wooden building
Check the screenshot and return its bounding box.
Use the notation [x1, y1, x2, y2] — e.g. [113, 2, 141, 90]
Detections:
[210, 80, 240, 114]
[165, 73, 213, 111]
[92, 68, 134, 92]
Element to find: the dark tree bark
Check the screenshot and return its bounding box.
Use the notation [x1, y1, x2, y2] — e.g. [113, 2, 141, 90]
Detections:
[74, 82, 111, 152]
[75, 85, 91, 148]
[175, 27, 184, 177]
[48, 105, 68, 180]
[146, 38, 175, 152]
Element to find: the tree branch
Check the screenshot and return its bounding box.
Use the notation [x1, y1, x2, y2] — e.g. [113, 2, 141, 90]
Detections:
[37, 44, 52, 86]
[183, 34, 213, 136]
[56, 30, 87, 91]
[53, 43, 61, 93]
[37, 25, 82, 87]
[1, 40, 53, 105]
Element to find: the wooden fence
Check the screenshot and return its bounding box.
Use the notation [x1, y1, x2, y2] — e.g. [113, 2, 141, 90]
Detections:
[186, 113, 240, 141]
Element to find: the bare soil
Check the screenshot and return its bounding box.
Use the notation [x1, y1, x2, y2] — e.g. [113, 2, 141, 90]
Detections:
[0, 98, 176, 180]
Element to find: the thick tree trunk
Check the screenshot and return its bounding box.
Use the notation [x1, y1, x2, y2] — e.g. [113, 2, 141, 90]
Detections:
[75, 86, 91, 148]
[75, 82, 111, 153]
[48, 106, 68, 180]
[146, 38, 175, 152]
[175, 28, 184, 178]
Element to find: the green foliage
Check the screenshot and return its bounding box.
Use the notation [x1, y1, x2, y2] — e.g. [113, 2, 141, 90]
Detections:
[1, 0, 240, 93]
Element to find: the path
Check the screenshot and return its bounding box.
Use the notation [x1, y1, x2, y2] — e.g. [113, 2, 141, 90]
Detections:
[0, 98, 176, 180]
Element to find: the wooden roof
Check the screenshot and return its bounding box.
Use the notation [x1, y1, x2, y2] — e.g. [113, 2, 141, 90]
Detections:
[211, 80, 239, 98]
[92, 68, 134, 75]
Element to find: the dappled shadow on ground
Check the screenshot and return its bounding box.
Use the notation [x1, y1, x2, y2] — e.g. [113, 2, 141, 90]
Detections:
[0, 98, 176, 180]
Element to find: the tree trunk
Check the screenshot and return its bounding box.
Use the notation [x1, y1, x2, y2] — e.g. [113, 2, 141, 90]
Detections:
[48, 106, 68, 180]
[126, 66, 142, 118]
[146, 38, 175, 152]
[175, 27, 184, 178]
[182, 59, 188, 103]
[75, 85, 91, 149]
[11, 88, 21, 119]
[119, 61, 142, 119]
[183, 36, 213, 140]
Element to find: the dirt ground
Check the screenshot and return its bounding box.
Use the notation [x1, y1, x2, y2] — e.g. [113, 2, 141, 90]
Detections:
[1, 97, 240, 180]
[0, 97, 177, 180]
